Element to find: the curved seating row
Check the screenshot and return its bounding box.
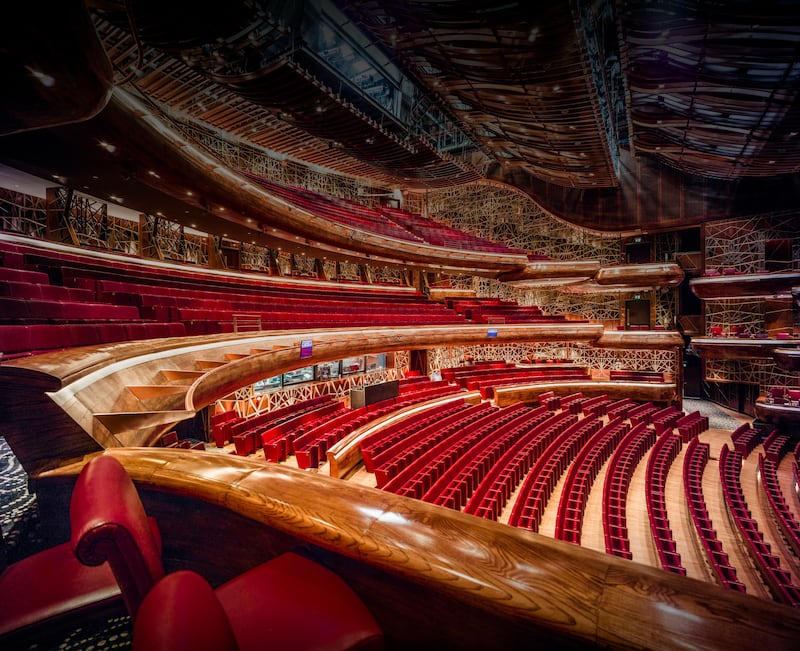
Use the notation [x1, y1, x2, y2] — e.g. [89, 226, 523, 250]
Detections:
[215, 396, 335, 455]
[650, 405, 684, 435]
[763, 429, 792, 462]
[675, 410, 709, 442]
[384, 404, 530, 499]
[602, 422, 654, 559]
[606, 397, 636, 421]
[409, 403, 534, 505]
[508, 413, 602, 532]
[608, 370, 665, 383]
[554, 417, 628, 544]
[463, 410, 572, 520]
[372, 403, 496, 488]
[719, 444, 800, 607]
[628, 401, 659, 426]
[644, 432, 686, 575]
[758, 453, 800, 559]
[682, 438, 745, 591]
[0, 321, 186, 358]
[360, 401, 469, 472]
[730, 422, 763, 458]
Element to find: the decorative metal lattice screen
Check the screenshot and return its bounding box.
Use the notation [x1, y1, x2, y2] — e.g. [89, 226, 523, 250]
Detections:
[704, 300, 765, 336]
[0, 188, 47, 239]
[415, 183, 622, 263]
[704, 214, 800, 273]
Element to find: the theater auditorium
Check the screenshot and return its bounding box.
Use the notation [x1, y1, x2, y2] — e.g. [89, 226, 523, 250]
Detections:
[1, 1, 800, 649]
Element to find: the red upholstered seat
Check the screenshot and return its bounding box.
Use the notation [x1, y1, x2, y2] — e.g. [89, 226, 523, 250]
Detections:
[76, 455, 384, 650]
[70, 455, 165, 617]
[0, 536, 121, 643]
[135, 559, 384, 651]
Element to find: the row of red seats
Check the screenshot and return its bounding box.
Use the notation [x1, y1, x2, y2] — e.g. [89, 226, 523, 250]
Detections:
[554, 417, 628, 544]
[258, 401, 346, 461]
[0, 322, 185, 359]
[572, 394, 610, 417]
[398, 404, 533, 503]
[645, 433, 686, 575]
[763, 429, 791, 462]
[0, 278, 94, 302]
[291, 406, 370, 468]
[212, 396, 333, 453]
[650, 405, 685, 435]
[290, 384, 466, 469]
[369, 403, 491, 483]
[432, 406, 550, 511]
[440, 362, 514, 383]
[757, 453, 800, 559]
[375, 407, 504, 499]
[463, 410, 569, 520]
[544, 391, 585, 413]
[606, 397, 636, 421]
[0, 296, 140, 324]
[719, 444, 800, 606]
[608, 370, 665, 382]
[730, 422, 763, 458]
[675, 410, 709, 441]
[602, 422, 654, 559]
[628, 401, 659, 426]
[242, 171, 425, 244]
[381, 206, 525, 254]
[472, 370, 592, 399]
[682, 438, 745, 591]
[508, 414, 601, 532]
[360, 401, 468, 472]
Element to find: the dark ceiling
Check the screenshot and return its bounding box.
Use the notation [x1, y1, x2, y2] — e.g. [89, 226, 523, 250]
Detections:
[3, 0, 800, 236]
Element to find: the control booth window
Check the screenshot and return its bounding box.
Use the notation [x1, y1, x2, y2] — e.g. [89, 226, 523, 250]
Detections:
[316, 360, 341, 380]
[366, 353, 386, 371]
[342, 355, 365, 375]
[283, 366, 315, 386]
[254, 374, 282, 393]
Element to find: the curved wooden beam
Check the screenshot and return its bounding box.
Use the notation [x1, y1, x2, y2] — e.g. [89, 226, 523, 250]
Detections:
[690, 272, 800, 300]
[39, 449, 800, 651]
[594, 262, 684, 287]
[754, 400, 800, 431]
[774, 347, 800, 372]
[0, 324, 605, 472]
[493, 380, 678, 407]
[96, 89, 529, 275]
[184, 323, 605, 412]
[594, 329, 684, 349]
[496, 260, 601, 284]
[692, 336, 800, 360]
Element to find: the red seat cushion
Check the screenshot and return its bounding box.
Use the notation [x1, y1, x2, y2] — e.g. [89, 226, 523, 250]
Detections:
[0, 541, 121, 639]
[215, 552, 383, 651]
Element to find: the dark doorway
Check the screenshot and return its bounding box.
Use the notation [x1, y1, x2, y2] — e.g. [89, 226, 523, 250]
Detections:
[625, 299, 650, 329]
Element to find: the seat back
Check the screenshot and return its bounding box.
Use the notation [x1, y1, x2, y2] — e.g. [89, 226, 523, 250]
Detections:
[70, 455, 165, 616]
[133, 571, 238, 651]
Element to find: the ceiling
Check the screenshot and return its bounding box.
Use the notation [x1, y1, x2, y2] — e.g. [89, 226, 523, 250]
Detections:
[3, 0, 800, 237]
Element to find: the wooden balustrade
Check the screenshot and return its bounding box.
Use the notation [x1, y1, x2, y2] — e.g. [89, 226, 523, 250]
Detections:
[35, 449, 800, 650]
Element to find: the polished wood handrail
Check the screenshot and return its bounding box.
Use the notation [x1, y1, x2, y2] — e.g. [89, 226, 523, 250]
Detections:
[39, 449, 800, 650]
[493, 380, 678, 407]
[0, 323, 604, 474]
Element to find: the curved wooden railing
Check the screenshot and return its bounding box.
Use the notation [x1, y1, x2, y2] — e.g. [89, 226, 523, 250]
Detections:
[38, 449, 800, 650]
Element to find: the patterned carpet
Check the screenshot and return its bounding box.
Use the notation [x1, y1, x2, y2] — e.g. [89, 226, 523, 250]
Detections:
[0, 437, 133, 650]
[682, 397, 750, 431]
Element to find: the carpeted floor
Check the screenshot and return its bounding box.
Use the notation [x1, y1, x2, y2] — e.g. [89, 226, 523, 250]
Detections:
[682, 397, 750, 431]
